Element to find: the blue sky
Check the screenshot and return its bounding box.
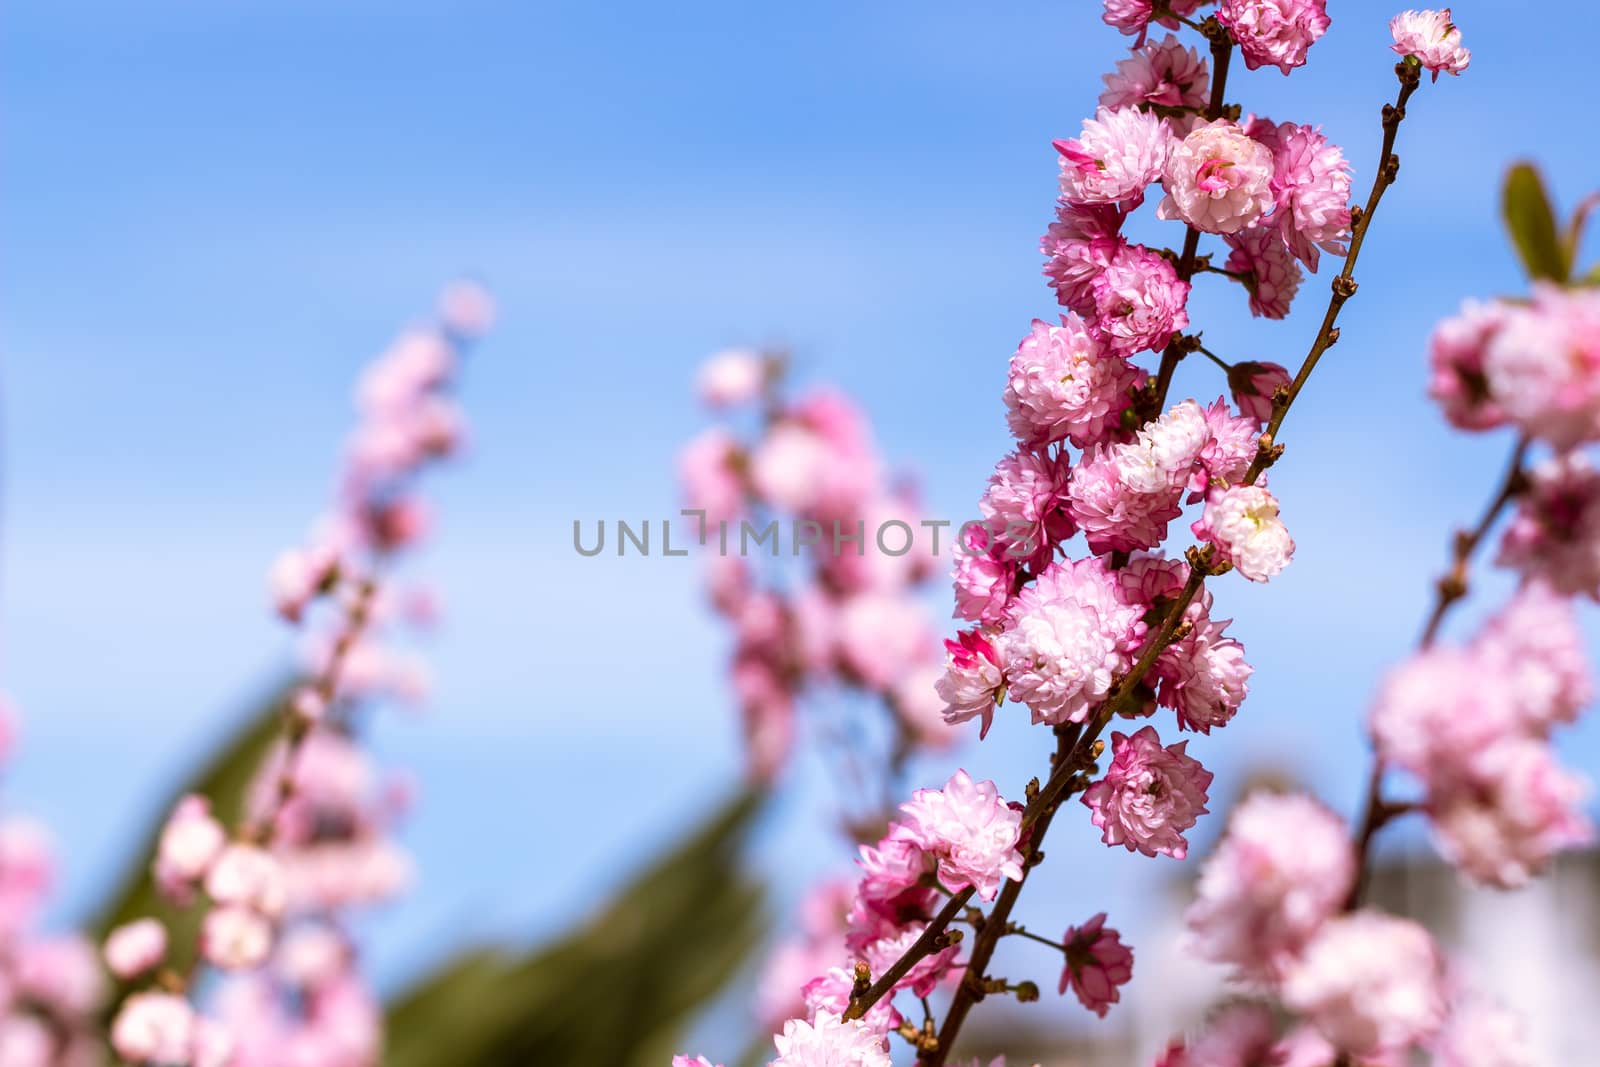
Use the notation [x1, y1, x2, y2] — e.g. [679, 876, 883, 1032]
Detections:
[2, 0, 1596, 1012]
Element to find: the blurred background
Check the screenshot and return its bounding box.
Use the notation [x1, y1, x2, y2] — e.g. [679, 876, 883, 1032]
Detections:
[2, 0, 1597, 1063]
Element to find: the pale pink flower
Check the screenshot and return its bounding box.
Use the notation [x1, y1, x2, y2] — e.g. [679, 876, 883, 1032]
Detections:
[1227, 360, 1292, 426]
[1069, 400, 1211, 554]
[978, 450, 1072, 569]
[1164, 1004, 1279, 1067]
[891, 662, 959, 749]
[202, 904, 275, 971]
[679, 427, 745, 528]
[1218, 0, 1331, 75]
[190, 1020, 235, 1067]
[1102, 0, 1204, 41]
[673, 1057, 722, 1067]
[268, 545, 338, 623]
[1082, 726, 1213, 859]
[155, 795, 227, 899]
[1281, 912, 1445, 1056]
[1390, 9, 1470, 80]
[1055, 107, 1174, 207]
[936, 629, 1005, 739]
[1185, 791, 1354, 980]
[1155, 617, 1253, 733]
[952, 525, 1018, 625]
[995, 557, 1147, 724]
[1250, 118, 1352, 270]
[1369, 645, 1519, 787]
[770, 1010, 891, 1067]
[1429, 739, 1593, 889]
[1224, 226, 1303, 319]
[1041, 202, 1124, 314]
[1059, 913, 1133, 1017]
[1427, 300, 1509, 431]
[205, 845, 288, 919]
[697, 348, 766, 408]
[104, 918, 167, 980]
[1100, 35, 1209, 112]
[1089, 243, 1191, 356]
[437, 279, 496, 338]
[891, 769, 1024, 901]
[1003, 315, 1140, 449]
[0, 1018, 53, 1067]
[1473, 580, 1593, 731]
[1159, 120, 1276, 234]
[111, 993, 196, 1065]
[850, 838, 935, 946]
[1499, 452, 1600, 599]
[836, 591, 936, 690]
[1482, 285, 1600, 449]
[1431, 990, 1535, 1067]
[13, 935, 104, 1017]
[801, 967, 902, 1037]
[861, 920, 962, 997]
[1193, 485, 1294, 581]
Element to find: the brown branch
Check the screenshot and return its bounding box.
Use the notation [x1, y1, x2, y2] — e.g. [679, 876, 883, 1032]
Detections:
[844, 887, 973, 1021]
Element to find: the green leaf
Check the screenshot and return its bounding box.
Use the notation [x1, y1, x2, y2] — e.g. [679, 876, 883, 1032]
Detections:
[1503, 162, 1569, 283]
[384, 787, 768, 1067]
[83, 681, 295, 974]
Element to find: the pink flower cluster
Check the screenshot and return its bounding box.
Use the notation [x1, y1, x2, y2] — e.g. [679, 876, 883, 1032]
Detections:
[110, 285, 488, 1066]
[681, 349, 955, 782]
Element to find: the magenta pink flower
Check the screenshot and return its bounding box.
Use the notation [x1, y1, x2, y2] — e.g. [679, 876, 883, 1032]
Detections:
[1068, 400, 1211, 554]
[1390, 9, 1470, 80]
[1058, 912, 1133, 1017]
[1155, 617, 1253, 733]
[1250, 118, 1352, 271]
[1041, 202, 1124, 314]
[1193, 397, 1262, 497]
[1003, 315, 1140, 448]
[1185, 791, 1354, 981]
[1427, 299, 1509, 431]
[1055, 106, 1173, 207]
[1224, 226, 1303, 319]
[995, 557, 1147, 724]
[936, 629, 1005, 739]
[1101, 0, 1205, 42]
[978, 450, 1073, 569]
[1100, 35, 1209, 113]
[861, 920, 962, 998]
[1281, 911, 1445, 1056]
[1082, 726, 1213, 859]
[1088, 243, 1191, 356]
[891, 770, 1024, 901]
[1218, 0, 1331, 75]
[1498, 452, 1600, 599]
[1193, 485, 1294, 582]
[679, 427, 745, 528]
[1227, 361, 1292, 426]
[1159, 120, 1277, 234]
[951, 524, 1019, 625]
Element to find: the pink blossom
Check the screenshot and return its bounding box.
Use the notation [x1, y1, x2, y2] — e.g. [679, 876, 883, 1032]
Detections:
[801, 967, 901, 1037]
[673, 1057, 722, 1067]
[1218, 0, 1331, 75]
[1055, 106, 1173, 207]
[1193, 485, 1294, 582]
[1390, 9, 1470, 80]
[1102, 0, 1204, 42]
[1427, 300, 1509, 431]
[850, 837, 935, 946]
[436, 279, 495, 338]
[1250, 118, 1352, 270]
[696, 348, 766, 408]
[1226, 361, 1291, 426]
[836, 591, 937, 690]
[1003, 315, 1140, 449]
[891, 770, 1024, 901]
[1185, 791, 1354, 980]
[1041, 202, 1124, 314]
[268, 545, 338, 623]
[1428, 739, 1593, 889]
[202, 904, 275, 971]
[1499, 452, 1600, 599]
[1431, 991, 1535, 1067]
[1069, 400, 1211, 554]
[770, 1010, 891, 1067]
[995, 557, 1147, 724]
[952, 524, 1019, 625]
[1161, 1004, 1280, 1067]
[1481, 285, 1600, 449]
[861, 920, 962, 998]
[1155, 617, 1253, 733]
[1088, 243, 1191, 356]
[1281, 911, 1445, 1056]
[978, 450, 1072, 569]
[679, 427, 745, 528]
[111, 993, 196, 1065]
[1192, 398, 1260, 497]
[1100, 35, 1209, 112]
[1159, 120, 1276, 234]
[936, 629, 1005, 738]
[1082, 726, 1213, 859]
[1224, 227, 1303, 319]
[1474, 580, 1594, 731]
[1369, 645, 1519, 787]
[891, 662, 960, 749]
[155, 795, 227, 899]
[13, 935, 104, 1017]
[103, 919, 167, 980]
[1058, 913, 1133, 1017]
[205, 845, 288, 919]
